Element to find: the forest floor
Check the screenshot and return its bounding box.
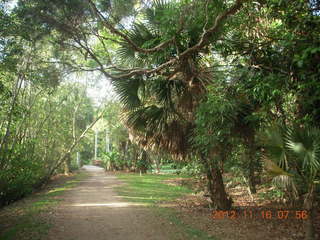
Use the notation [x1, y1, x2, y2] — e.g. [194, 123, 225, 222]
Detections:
[163, 177, 320, 240]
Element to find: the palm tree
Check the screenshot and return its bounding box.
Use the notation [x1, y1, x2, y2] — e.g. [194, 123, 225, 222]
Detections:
[264, 125, 320, 240]
[111, 0, 235, 209]
[112, 0, 207, 156]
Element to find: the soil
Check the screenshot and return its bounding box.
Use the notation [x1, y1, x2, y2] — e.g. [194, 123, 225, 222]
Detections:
[46, 165, 184, 240]
[163, 177, 320, 240]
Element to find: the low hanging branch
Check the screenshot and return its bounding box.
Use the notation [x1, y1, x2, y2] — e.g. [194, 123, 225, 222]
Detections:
[40, 0, 247, 81]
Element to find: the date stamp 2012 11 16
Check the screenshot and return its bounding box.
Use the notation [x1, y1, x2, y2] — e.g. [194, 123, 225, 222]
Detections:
[211, 209, 309, 220]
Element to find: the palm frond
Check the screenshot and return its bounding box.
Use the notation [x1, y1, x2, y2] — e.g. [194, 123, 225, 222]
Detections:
[116, 22, 157, 66]
[263, 125, 289, 171]
[263, 125, 320, 178]
[112, 77, 143, 110]
[116, 21, 171, 67]
[146, 76, 186, 107]
[145, 0, 174, 27]
[285, 126, 320, 176]
[126, 105, 175, 132]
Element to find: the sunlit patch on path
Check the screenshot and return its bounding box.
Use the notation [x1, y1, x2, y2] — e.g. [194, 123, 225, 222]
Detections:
[70, 202, 146, 207]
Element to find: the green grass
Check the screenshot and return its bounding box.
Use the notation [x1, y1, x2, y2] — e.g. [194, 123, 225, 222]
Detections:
[116, 173, 192, 204]
[149, 163, 182, 174]
[0, 171, 89, 240]
[115, 173, 216, 240]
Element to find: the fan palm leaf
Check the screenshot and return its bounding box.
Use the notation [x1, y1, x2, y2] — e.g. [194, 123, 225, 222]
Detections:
[112, 77, 143, 110]
[263, 125, 289, 171]
[263, 125, 320, 189]
[285, 126, 320, 177]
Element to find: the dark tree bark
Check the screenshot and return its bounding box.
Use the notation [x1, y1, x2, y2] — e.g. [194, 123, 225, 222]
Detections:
[138, 150, 148, 174]
[247, 147, 257, 194]
[206, 166, 233, 210]
[242, 130, 257, 194]
[201, 154, 232, 210]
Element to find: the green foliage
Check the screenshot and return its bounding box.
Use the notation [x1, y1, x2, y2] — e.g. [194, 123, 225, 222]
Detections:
[258, 188, 285, 201]
[180, 161, 203, 176]
[0, 172, 88, 240]
[193, 83, 237, 156]
[101, 151, 122, 170]
[136, 155, 151, 172]
[0, 80, 95, 205]
[263, 125, 320, 203]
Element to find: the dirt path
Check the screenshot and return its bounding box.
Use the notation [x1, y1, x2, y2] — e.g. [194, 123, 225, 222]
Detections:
[46, 165, 181, 240]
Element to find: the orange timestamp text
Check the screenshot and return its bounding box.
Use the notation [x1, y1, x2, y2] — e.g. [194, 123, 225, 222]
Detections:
[211, 209, 308, 220]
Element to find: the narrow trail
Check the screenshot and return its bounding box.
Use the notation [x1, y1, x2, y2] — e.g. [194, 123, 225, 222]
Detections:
[46, 165, 179, 240]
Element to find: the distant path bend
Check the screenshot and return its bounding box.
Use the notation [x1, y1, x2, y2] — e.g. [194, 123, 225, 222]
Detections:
[47, 165, 178, 240]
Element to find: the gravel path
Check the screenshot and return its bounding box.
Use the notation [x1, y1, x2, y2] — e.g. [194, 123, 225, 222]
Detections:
[46, 165, 180, 240]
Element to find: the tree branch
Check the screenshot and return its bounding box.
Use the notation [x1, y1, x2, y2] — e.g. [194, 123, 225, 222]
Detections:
[87, 0, 175, 54]
[106, 0, 247, 79]
[178, 0, 247, 58]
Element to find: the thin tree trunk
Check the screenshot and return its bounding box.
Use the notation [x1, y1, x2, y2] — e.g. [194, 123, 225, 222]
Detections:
[46, 109, 106, 180]
[139, 150, 148, 174]
[244, 134, 257, 194]
[0, 77, 23, 166]
[154, 155, 161, 174]
[248, 151, 257, 194]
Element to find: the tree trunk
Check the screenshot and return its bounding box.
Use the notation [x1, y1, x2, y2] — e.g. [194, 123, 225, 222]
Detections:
[201, 153, 232, 210]
[64, 154, 71, 175]
[154, 155, 161, 174]
[139, 150, 148, 174]
[206, 164, 232, 210]
[303, 184, 316, 240]
[244, 134, 257, 194]
[47, 110, 105, 178]
[248, 152, 257, 194]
